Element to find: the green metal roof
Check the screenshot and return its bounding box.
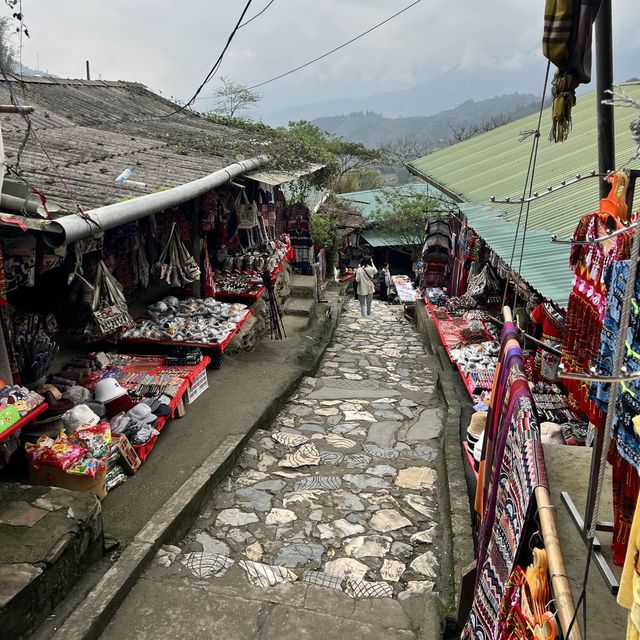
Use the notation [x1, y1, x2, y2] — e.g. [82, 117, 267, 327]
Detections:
[361, 229, 421, 248]
[408, 82, 640, 239]
[460, 202, 572, 307]
[337, 183, 443, 220]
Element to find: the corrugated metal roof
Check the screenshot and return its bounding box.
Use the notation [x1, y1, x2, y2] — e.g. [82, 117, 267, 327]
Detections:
[361, 229, 421, 248]
[408, 82, 640, 239]
[460, 202, 572, 307]
[337, 183, 443, 220]
[245, 164, 325, 186]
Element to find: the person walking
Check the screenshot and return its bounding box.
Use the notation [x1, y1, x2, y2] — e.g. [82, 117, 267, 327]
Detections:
[378, 263, 391, 302]
[355, 257, 377, 317]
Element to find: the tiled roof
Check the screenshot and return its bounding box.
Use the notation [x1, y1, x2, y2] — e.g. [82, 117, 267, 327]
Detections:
[0, 76, 266, 214]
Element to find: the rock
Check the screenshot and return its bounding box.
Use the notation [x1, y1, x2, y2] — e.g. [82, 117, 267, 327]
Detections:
[344, 535, 391, 559]
[324, 434, 357, 449]
[294, 476, 342, 491]
[324, 558, 370, 581]
[391, 542, 414, 560]
[236, 488, 272, 512]
[344, 474, 392, 491]
[283, 491, 323, 508]
[289, 405, 314, 417]
[374, 410, 405, 421]
[366, 422, 400, 448]
[410, 551, 438, 577]
[195, 533, 231, 556]
[403, 494, 434, 518]
[278, 443, 321, 468]
[315, 407, 340, 416]
[216, 509, 259, 527]
[395, 467, 437, 490]
[345, 454, 372, 469]
[343, 410, 376, 422]
[250, 479, 287, 493]
[332, 490, 365, 512]
[410, 526, 436, 544]
[400, 399, 418, 408]
[234, 470, 270, 488]
[274, 543, 324, 568]
[298, 422, 326, 433]
[363, 443, 399, 460]
[227, 528, 254, 544]
[343, 373, 363, 380]
[319, 450, 345, 465]
[345, 579, 393, 598]
[369, 509, 412, 533]
[317, 523, 337, 540]
[256, 452, 278, 472]
[271, 431, 309, 447]
[365, 465, 397, 478]
[332, 518, 366, 538]
[244, 541, 263, 562]
[309, 509, 323, 522]
[303, 570, 344, 590]
[380, 559, 406, 582]
[265, 508, 297, 526]
[405, 408, 443, 442]
[239, 560, 298, 588]
[405, 580, 435, 593]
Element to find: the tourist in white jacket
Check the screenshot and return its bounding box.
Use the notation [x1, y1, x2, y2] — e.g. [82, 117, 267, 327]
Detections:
[355, 257, 377, 317]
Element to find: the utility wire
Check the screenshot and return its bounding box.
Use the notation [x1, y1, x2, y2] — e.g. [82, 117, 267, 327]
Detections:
[194, 0, 422, 101]
[238, 0, 275, 28]
[165, 0, 255, 115]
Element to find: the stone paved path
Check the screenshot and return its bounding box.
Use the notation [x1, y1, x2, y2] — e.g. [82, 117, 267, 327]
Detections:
[102, 300, 447, 639]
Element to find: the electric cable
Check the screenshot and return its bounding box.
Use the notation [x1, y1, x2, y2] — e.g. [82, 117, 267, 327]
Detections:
[194, 0, 422, 100]
[165, 0, 255, 116]
[239, 0, 275, 29]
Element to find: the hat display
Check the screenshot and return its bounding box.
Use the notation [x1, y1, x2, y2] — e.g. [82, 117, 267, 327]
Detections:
[62, 404, 100, 432]
[127, 403, 157, 424]
[104, 393, 136, 420]
[84, 400, 106, 418]
[63, 385, 91, 406]
[94, 378, 127, 403]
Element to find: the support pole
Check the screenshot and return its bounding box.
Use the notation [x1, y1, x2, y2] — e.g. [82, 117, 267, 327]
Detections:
[595, 0, 615, 198]
[85, 60, 91, 81]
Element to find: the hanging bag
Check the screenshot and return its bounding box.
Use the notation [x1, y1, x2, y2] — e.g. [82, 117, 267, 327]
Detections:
[85, 261, 133, 339]
[237, 190, 259, 229]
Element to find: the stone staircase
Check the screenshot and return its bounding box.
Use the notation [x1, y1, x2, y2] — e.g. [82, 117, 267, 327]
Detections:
[284, 275, 316, 320]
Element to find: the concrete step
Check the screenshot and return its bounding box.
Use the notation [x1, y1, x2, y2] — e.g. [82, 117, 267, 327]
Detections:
[0, 484, 103, 638]
[289, 275, 316, 299]
[284, 297, 314, 317]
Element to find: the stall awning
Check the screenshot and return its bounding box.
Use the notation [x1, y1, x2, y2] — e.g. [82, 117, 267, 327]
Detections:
[361, 230, 421, 248]
[244, 164, 325, 186]
[460, 202, 572, 308]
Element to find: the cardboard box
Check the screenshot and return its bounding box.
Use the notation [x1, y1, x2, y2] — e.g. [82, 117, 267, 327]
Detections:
[28, 462, 107, 500]
[111, 433, 141, 475]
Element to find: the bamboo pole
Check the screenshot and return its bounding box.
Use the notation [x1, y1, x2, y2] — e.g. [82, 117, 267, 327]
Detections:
[503, 306, 582, 640]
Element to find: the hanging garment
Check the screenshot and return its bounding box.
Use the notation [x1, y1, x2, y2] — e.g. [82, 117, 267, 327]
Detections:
[561, 212, 630, 426]
[618, 486, 640, 639]
[530, 302, 565, 381]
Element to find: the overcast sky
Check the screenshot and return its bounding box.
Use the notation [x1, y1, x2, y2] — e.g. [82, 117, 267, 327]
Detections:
[14, 0, 640, 118]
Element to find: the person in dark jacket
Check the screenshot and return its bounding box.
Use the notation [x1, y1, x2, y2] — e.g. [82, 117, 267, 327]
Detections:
[378, 263, 391, 302]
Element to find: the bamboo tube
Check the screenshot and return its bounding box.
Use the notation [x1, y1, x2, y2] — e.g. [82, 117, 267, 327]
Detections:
[503, 307, 582, 640]
[535, 486, 582, 640]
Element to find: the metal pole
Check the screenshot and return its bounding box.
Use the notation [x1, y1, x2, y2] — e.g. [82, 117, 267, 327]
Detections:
[85, 60, 91, 81]
[595, 0, 615, 198]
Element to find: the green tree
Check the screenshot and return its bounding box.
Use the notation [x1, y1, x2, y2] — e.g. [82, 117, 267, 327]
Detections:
[212, 77, 260, 118]
[0, 17, 16, 73]
[332, 168, 385, 194]
[309, 209, 340, 271]
[371, 188, 454, 260]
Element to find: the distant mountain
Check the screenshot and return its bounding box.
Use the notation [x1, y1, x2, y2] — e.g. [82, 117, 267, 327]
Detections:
[312, 93, 541, 148]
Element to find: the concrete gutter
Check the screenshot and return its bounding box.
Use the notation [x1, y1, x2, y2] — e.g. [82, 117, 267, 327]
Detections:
[42, 155, 269, 247]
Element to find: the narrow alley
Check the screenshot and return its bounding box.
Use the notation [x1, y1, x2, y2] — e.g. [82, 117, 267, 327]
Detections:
[101, 299, 447, 639]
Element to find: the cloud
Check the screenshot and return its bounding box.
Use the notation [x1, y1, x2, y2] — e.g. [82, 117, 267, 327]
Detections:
[15, 0, 640, 114]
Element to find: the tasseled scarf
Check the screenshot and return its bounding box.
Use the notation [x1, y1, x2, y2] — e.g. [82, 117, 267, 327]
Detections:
[543, 0, 602, 142]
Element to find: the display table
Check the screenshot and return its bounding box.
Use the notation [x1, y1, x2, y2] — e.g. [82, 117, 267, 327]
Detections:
[391, 275, 418, 304]
[215, 285, 266, 301]
[121, 309, 253, 367]
[0, 402, 49, 443]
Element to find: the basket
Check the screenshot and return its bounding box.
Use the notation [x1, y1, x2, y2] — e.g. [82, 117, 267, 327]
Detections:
[185, 369, 209, 404]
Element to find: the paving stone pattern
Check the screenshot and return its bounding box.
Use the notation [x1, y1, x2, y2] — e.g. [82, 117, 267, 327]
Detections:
[176, 301, 444, 600]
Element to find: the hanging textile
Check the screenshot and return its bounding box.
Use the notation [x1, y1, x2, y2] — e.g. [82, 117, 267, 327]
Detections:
[542, 0, 602, 142]
[465, 320, 549, 639]
[530, 302, 565, 381]
[422, 218, 452, 288]
[618, 488, 640, 639]
[560, 211, 631, 426]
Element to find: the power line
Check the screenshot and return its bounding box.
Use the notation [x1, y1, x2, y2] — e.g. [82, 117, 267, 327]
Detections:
[194, 0, 422, 101]
[238, 0, 275, 29]
[165, 0, 256, 116]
